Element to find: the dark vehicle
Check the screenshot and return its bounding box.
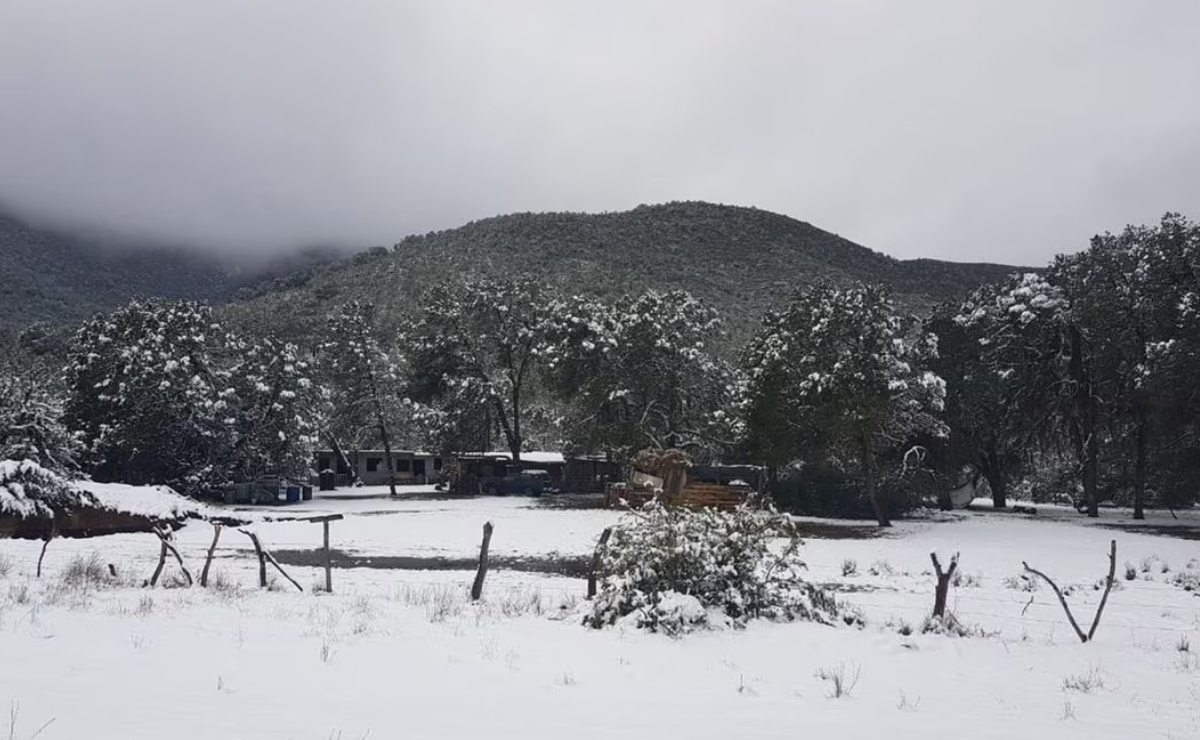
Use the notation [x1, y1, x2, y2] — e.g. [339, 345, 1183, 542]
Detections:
[481, 469, 553, 496]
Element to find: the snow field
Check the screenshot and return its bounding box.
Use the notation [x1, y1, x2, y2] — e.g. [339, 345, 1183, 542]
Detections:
[1, 492, 1199, 739]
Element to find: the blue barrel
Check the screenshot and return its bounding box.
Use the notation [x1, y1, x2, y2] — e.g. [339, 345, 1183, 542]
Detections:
[285, 485, 301, 503]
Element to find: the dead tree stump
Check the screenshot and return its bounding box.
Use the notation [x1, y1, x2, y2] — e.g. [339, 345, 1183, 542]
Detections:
[471, 521, 494, 601]
[1023, 539, 1117, 643]
[930, 552, 959, 618]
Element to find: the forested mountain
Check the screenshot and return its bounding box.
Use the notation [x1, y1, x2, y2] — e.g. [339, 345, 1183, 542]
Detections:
[225, 202, 1023, 343]
[0, 212, 340, 329]
[0, 212, 233, 327]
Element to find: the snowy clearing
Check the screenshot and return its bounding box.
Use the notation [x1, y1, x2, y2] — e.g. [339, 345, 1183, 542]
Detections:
[1, 487, 1199, 739]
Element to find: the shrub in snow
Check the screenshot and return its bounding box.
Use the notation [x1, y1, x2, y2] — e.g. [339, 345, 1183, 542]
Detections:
[585, 501, 843, 634]
[920, 613, 993, 638]
[1170, 561, 1200, 592]
[0, 459, 86, 519]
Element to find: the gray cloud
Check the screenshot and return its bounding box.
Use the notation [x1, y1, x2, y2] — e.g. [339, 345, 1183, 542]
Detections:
[1, 0, 1198, 265]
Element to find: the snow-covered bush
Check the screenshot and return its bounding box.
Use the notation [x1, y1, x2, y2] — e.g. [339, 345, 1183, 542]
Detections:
[585, 502, 843, 634]
[0, 459, 86, 519]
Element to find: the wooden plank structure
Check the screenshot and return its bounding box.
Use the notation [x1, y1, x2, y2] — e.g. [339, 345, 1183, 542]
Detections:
[605, 482, 755, 511]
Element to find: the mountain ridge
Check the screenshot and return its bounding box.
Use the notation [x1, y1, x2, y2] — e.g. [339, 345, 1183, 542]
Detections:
[222, 201, 1027, 343]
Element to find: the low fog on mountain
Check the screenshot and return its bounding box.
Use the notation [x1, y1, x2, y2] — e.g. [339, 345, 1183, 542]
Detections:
[2, 1, 1197, 262]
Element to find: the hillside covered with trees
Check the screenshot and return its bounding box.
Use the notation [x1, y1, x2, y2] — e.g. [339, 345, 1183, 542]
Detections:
[224, 202, 1023, 345]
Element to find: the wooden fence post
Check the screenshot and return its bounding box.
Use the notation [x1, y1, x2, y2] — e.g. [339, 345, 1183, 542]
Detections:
[587, 527, 613, 600]
[930, 552, 959, 618]
[36, 521, 56, 578]
[200, 523, 222, 587]
[296, 514, 343, 593]
[323, 520, 332, 593]
[148, 539, 168, 587]
[242, 530, 268, 588]
[152, 527, 194, 586]
[471, 521, 494, 601]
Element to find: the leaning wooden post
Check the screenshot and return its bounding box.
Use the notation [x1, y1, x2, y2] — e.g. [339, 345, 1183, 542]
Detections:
[587, 527, 614, 600]
[200, 524, 222, 587]
[239, 528, 303, 592]
[930, 551, 959, 618]
[148, 539, 169, 587]
[242, 529, 268, 588]
[263, 549, 304, 593]
[471, 521, 494, 601]
[153, 527, 194, 586]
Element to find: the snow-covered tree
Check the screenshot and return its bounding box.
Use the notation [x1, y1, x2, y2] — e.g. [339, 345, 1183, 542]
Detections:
[65, 300, 230, 492]
[322, 301, 406, 495]
[0, 369, 80, 475]
[225, 336, 321, 483]
[404, 279, 555, 464]
[1059, 214, 1200, 517]
[743, 282, 946, 526]
[926, 299, 1035, 509]
[544, 290, 741, 463]
[954, 272, 1103, 513]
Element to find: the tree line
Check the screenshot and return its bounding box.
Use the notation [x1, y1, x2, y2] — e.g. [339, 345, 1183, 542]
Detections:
[2, 213, 1197, 523]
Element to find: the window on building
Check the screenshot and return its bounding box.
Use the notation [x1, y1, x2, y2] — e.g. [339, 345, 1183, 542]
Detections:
[413, 459, 426, 476]
[433, 457, 443, 470]
[396, 458, 411, 472]
[366, 457, 382, 473]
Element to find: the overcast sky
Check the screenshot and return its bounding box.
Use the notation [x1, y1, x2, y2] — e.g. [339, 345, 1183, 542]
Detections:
[1, 1, 1197, 265]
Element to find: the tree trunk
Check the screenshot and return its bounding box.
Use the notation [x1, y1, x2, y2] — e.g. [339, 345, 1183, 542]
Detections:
[1068, 324, 1100, 518]
[983, 460, 1007, 510]
[863, 438, 890, 527]
[492, 398, 521, 464]
[328, 435, 358, 485]
[1084, 431, 1100, 518]
[510, 387, 522, 465]
[378, 420, 397, 498]
[1133, 408, 1147, 520]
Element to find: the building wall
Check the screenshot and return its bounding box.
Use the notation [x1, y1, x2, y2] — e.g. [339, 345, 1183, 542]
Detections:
[313, 451, 443, 486]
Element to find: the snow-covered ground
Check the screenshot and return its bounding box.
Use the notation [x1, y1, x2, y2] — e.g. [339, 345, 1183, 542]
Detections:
[2, 486, 1199, 739]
